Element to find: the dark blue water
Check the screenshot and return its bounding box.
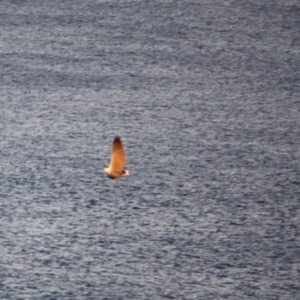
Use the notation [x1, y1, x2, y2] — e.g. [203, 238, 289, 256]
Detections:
[0, 0, 299, 299]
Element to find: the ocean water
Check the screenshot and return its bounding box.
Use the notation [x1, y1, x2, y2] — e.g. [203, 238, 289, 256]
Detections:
[0, 0, 299, 299]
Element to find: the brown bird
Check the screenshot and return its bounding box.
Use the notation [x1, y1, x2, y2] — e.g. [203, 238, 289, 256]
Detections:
[103, 136, 130, 179]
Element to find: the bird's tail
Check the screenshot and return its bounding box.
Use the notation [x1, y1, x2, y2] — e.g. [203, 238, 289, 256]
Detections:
[122, 170, 130, 175]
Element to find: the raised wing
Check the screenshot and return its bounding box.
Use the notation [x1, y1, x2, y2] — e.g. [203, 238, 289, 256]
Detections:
[108, 136, 125, 172]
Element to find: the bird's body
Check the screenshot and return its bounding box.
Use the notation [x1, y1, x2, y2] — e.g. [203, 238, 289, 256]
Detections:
[103, 136, 130, 179]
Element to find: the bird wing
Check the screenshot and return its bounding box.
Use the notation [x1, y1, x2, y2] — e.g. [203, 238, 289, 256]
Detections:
[109, 136, 125, 172]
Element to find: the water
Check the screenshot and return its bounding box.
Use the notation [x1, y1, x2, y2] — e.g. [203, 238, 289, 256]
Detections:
[0, 0, 299, 299]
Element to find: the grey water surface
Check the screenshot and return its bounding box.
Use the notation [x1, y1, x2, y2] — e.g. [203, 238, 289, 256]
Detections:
[0, 0, 299, 299]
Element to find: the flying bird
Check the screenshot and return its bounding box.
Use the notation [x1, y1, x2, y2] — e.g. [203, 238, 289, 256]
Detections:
[103, 136, 130, 179]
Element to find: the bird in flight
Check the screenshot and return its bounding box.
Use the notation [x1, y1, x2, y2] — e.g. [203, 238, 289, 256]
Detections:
[103, 136, 130, 179]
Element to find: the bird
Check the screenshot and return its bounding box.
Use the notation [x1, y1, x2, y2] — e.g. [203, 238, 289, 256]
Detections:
[103, 136, 130, 179]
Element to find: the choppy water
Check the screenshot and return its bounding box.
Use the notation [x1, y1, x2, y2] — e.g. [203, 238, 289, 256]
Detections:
[0, 0, 299, 299]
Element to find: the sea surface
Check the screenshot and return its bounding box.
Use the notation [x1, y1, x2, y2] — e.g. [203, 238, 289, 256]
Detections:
[0, 0, 299, 299]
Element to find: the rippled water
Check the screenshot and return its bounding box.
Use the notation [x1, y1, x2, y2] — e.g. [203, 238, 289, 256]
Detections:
[0, 0, 299, 299]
